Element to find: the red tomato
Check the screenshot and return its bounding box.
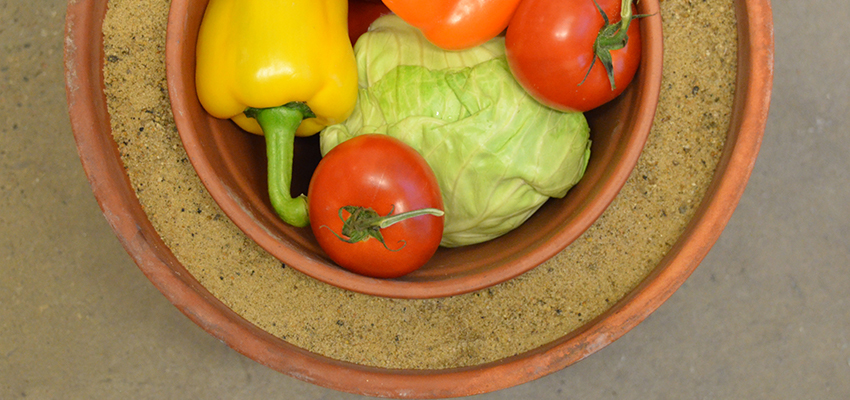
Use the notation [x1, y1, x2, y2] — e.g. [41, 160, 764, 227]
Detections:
[505, 0, 642, 112]
[347, 0, 392, 45]
[307, 134, 444, 279]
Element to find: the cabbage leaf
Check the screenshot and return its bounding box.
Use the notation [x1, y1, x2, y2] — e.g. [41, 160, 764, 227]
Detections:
[321, 15, 591, 247]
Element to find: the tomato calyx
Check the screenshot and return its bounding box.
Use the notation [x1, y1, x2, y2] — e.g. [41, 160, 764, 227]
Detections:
[583, 0, 644, 90]
[322, 205, 444, 251]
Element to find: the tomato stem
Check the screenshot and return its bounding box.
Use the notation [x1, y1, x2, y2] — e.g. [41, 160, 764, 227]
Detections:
[323, 205, 444, 251]
[377, 207, 445, 229]
[245, 102, 316, 228]
[582, 0, 639, 90]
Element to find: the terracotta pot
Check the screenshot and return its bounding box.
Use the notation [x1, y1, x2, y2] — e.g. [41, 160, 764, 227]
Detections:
[163, 0, 663, 299]
[64, 0, 772, 397]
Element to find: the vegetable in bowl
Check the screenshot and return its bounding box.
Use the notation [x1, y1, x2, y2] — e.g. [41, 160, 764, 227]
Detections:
[321, 15, 592, 247]
[308, 134, 445, 279]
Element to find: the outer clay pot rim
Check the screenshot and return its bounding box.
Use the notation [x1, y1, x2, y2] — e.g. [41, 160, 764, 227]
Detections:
[64, 0, 772, 397]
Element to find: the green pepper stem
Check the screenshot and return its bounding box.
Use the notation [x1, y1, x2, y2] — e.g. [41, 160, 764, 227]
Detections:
[245, 103, 315, 228]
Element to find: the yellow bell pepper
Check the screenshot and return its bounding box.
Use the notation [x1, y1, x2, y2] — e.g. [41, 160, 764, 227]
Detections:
[195, 0, 358, 227]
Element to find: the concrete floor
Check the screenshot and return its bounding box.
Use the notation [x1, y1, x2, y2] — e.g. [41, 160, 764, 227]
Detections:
[2, 0, 849, 398]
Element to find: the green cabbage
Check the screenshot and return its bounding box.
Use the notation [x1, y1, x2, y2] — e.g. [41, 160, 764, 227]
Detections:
[320, 15, 591, 247]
